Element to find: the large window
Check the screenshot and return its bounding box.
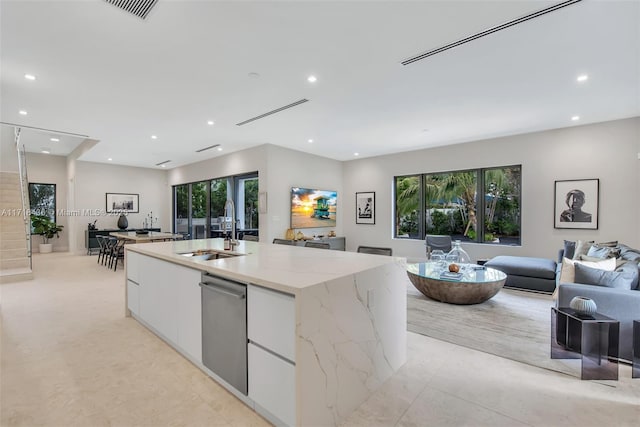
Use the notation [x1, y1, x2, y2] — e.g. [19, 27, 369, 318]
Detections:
[28, 183, 56, 222]
[394, 165, 521, 245]
[173, 172, 259, 240]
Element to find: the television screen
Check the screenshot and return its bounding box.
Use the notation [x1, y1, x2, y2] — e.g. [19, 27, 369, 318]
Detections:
[291, 187, 337, 229]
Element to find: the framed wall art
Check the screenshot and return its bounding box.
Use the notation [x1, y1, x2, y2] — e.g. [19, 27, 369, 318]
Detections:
[356, 191, 375, 224]
[554, 179, 598, 229]
[106, 193, 139, 213]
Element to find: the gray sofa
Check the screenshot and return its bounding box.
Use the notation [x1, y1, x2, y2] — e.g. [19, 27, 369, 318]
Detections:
[556, 243, 640, 361]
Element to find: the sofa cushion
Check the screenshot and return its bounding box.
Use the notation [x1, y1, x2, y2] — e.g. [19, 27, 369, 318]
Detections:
[574, 262, 639, 290]
[485, 256, 557, 279]
[572, 240, 595, 260]
[558, 257, 616, 283]
[587, 244, 620, 259]
[563, 240, 576, 259]
[619, 244, 640, 263]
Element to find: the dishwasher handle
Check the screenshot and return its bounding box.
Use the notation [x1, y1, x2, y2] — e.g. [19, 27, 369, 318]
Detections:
[199, 282, 246, 299]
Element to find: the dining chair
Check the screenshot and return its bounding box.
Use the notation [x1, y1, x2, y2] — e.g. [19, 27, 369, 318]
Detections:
[425, 235, 452, 258]
[304, 241, 330, 249]
[273, 238, 295, 245]
[357, 246, 393, 256]
[96, 236, 107, 264]
[101, 237, 118, 266]
[110, 239, 126, 271]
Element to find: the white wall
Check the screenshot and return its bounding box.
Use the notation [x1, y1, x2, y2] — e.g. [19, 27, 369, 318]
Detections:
[72, 161, 170, 253]
[25, 153, 69, 252]
[167, 144, 343, 244]
[343, 117, 640, 261]
[0, 125, 19, 172]
[265, 145, 343, 243]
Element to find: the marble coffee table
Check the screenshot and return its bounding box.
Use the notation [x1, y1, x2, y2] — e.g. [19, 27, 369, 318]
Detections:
[407, 262, 507, 305]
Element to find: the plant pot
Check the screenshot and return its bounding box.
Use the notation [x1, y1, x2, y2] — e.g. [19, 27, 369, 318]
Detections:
[39, 243, 53, 253]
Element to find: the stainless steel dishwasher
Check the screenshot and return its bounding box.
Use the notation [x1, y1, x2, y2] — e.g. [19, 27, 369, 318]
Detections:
[200, 272, 248, 395]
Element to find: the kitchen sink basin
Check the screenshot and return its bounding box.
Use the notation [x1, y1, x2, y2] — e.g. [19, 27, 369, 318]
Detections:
[178, 249, 243, 260]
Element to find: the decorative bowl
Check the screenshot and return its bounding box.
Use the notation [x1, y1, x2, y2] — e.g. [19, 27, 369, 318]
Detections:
[569, 296, 597, 316]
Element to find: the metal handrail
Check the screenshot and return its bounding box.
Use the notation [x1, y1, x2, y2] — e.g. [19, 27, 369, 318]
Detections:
[15, 127, 32, 269]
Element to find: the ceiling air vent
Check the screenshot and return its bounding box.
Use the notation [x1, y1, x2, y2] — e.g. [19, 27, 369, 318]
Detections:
[155, 160, 170, 166]
[236, 99, 309, 126]
[104, 0, 159, 20]
[195, 144, 220, 153]
[401, 0, 582, 66]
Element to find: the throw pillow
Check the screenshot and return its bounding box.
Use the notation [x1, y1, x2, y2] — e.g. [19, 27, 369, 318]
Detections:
[558, 257, 617, 283]
[572, 240, 595, 260]
[596, 240, 618, 247]
[579, 254, 628, 268]
[587, 245, 615, 259]
[574, 262, 639, 290]
[563, 240, 576, 259]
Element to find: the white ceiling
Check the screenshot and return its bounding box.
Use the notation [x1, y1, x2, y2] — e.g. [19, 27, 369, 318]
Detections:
[1, 0, 639, 169]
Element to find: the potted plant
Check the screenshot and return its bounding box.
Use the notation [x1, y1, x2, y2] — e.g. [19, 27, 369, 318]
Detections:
[31, 214, 63, 253]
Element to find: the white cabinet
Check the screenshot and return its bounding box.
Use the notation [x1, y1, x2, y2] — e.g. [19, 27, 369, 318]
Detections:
[176, 268, 202, 363]
[127, 280, 139, 315]
[247, 285, 296, 425]
[247, 285, 295, 362]
[135, 253, 201, 360]
[126, 250, 141, 284]
[248, 343, 295, 427]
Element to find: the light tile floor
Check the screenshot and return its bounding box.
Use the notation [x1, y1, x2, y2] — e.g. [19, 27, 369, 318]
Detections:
[1, 253, 638, 426]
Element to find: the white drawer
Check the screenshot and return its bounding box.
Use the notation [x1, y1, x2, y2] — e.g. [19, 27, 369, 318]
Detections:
[127, 279, 139, 315]
[248, 343, 295, 427]
[247, 285, 295, 362]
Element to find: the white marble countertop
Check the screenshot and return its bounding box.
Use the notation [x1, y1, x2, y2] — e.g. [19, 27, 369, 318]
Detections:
[125, 238, 403, 295]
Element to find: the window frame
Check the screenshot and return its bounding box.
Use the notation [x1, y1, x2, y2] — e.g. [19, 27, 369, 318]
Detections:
[394, 165, 521, 246]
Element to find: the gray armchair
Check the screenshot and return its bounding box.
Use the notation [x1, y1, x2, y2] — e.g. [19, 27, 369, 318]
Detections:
[425, 235, 452, 259]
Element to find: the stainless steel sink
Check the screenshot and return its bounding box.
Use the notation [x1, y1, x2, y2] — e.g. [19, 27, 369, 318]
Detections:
[179, 250, 242, 260]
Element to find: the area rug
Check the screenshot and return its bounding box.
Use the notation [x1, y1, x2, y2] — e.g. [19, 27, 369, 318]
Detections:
[407, 284, 582, 377]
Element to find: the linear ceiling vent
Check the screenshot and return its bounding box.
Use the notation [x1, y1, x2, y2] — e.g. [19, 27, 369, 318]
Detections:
[155, 160, 171, 166]
[104, 0, 159, 20]
[195, 144, 220, 153]
[236, 99, 309, 126]
[401, 0, 582, 66]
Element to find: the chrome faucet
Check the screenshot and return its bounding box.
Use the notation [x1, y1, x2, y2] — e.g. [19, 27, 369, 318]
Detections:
[224, 199, 238, 245]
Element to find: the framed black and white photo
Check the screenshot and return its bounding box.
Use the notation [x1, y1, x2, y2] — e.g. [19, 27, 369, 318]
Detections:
[554, 179, 598, 229]
[106, 193, 139, 213]
[356, 192, 375, 224]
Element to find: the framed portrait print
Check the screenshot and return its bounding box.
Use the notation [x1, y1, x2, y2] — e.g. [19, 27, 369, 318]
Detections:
[554, 179, 598, 229]
[356, 192, 375, 224]
[106, 193, 139, 213]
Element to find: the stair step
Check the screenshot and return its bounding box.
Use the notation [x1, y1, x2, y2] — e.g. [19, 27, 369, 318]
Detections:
[0, 248, 29, 259]
[0, 258, 31, 270]
[0, 267, 33, 284]
[1, 232, 28, 240]
[0, 239, 28, 250]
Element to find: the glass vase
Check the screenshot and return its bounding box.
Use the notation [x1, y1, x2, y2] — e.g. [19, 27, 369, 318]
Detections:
[447, 240, 471, 264]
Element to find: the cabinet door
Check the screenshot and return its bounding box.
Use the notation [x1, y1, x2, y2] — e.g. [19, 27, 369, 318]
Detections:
[126, 251, 141, 284]
[176, 268, 202, 363]
[247, 285, 295, 362]
[248, 343, 295, 427]
[138, 255, 178, 343]
[127, 280, 139, 315]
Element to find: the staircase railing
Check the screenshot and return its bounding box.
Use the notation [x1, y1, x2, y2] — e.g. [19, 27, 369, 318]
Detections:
[15, 127, 32, 269]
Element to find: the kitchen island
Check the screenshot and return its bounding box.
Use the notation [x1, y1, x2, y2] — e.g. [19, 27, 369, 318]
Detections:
[124, 238, 407, 427]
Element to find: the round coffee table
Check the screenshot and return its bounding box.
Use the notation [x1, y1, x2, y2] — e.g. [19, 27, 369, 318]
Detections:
[407, 262, 507, 305]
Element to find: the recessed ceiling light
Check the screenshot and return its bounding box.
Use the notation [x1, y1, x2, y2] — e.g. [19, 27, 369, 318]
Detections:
[217, 147, 223, 152]
[354, 152, 360, 156]
[108, 158, 112, 161]
[307, 75, 317, 83]
[161, 165, 166, 168]
[571, 115, 580, 121]
[308, 139, 314, 143]
[151, 135, 158, 139]
[19, 110, 27, 115]
[24, 74, 36, 81]
[50, 137, 60, 142]
[576, 74, 588, 83]
[207, 120, 214, 126]
[41, 150, 50, 154]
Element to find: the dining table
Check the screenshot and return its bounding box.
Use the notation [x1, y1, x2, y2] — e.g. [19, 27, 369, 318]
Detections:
[109, 231, 183, 243]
